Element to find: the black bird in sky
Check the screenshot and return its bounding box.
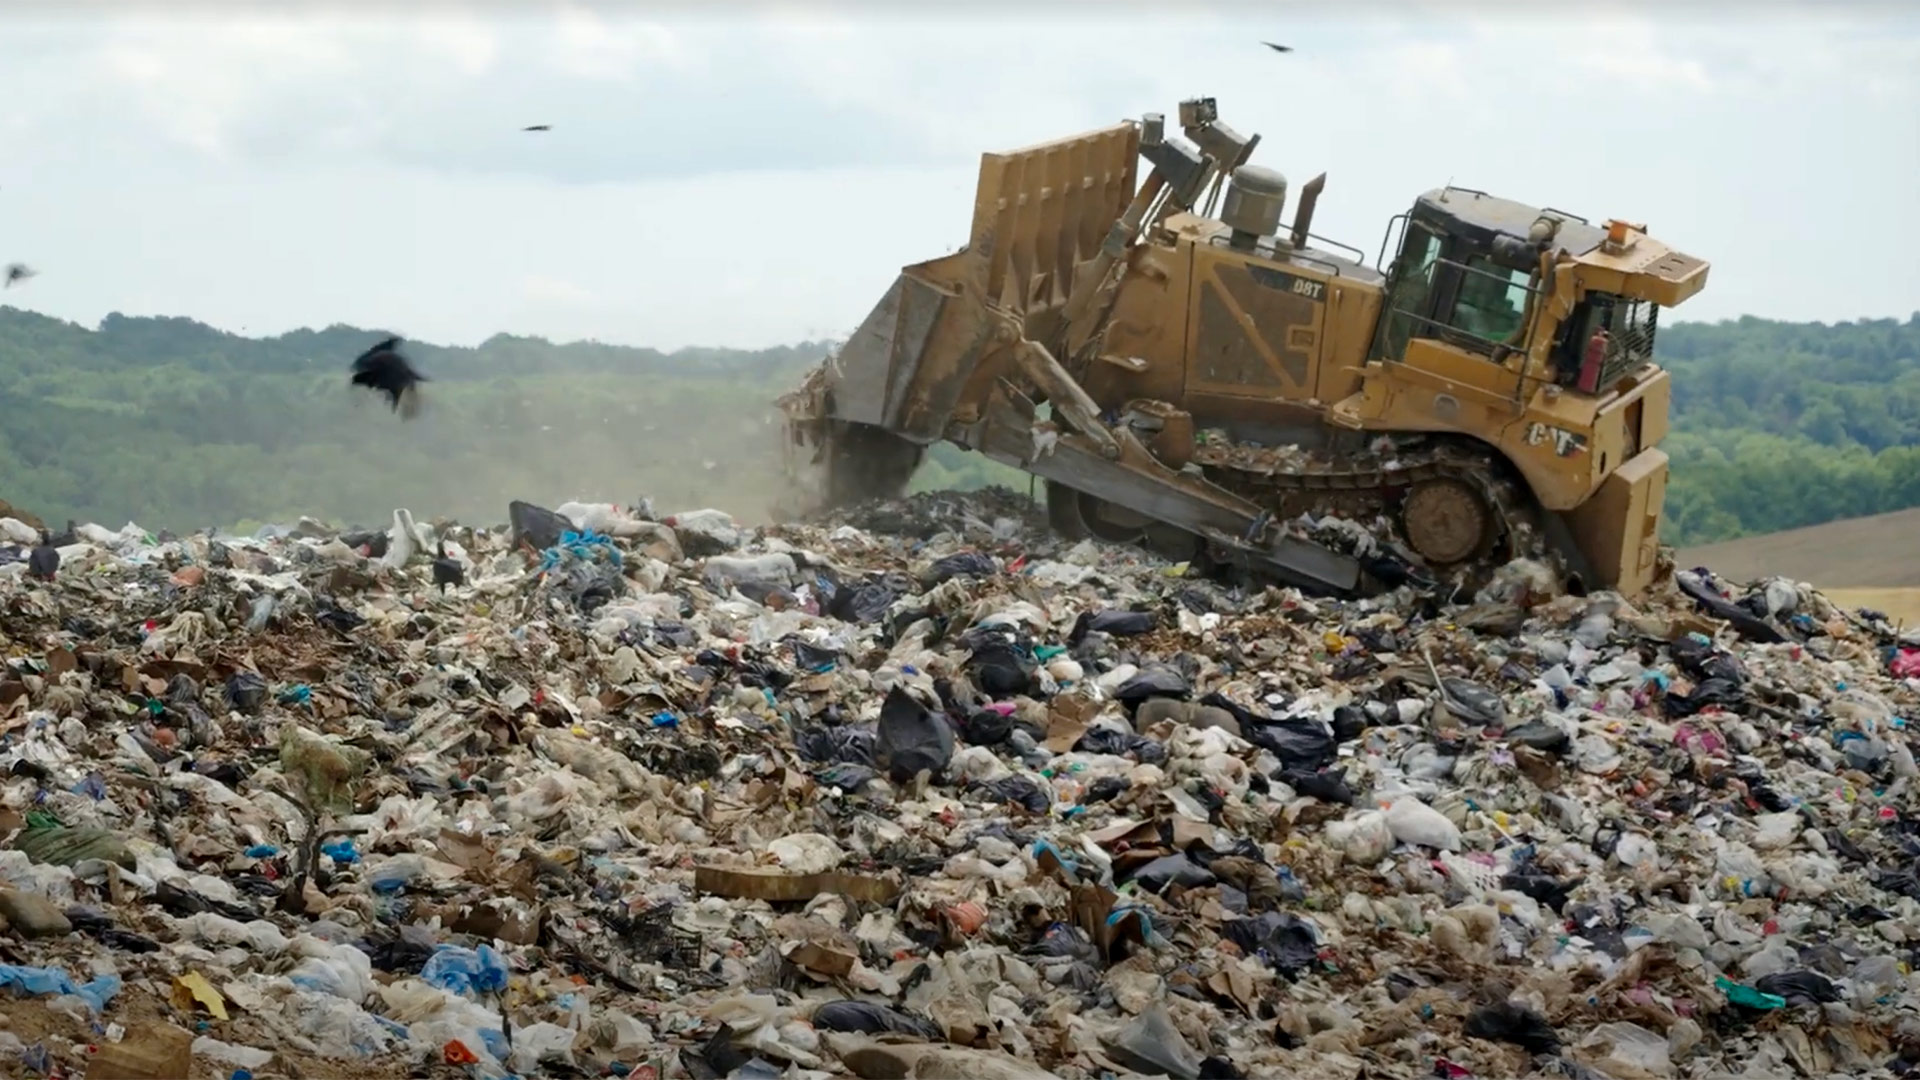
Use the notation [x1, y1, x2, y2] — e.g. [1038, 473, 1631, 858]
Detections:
[1262, 42, 1293, 53]
[4, 263, 35, 288]
[431, 538, 465, 593]
[26, 530, 59, 582]
[349, 335, 427, 419]
[523, 124, 551, 132]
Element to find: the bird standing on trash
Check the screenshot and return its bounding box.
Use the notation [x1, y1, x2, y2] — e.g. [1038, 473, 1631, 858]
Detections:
[4, 263, 34, 288]
[432, 537, 465, 593]
[349, 335, 427, 419]
[26, 530, 58, 582]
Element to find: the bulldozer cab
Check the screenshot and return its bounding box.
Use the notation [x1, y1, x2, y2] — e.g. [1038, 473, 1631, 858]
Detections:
[1370, 187, 1689, 398]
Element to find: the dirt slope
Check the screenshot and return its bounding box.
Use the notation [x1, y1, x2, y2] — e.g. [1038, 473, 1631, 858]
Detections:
[1675, 506, 1920, 588]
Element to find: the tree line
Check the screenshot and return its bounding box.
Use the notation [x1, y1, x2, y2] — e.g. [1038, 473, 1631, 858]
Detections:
[0, 305, 1914, 545]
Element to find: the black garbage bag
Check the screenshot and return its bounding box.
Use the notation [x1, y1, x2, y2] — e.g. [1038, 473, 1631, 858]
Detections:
[1249, 720, 1337, 771]
[1277, 768, 1354, 805]
[974, 775, 1050, 813]
[1222, 912, 1319, 978]
[1330, 705, 1369, 742]
[1068, 608, 1156, 646]
[1201, 692, 1336, 770]
[652, 622, 698, 649]
[787, 639, 840, 670]
[961, 708, 1015, 746]
[508, 500, 571, 552]
[876, 686, 955, 782]
[1084, 775, 1131, 804]
[1676, 570, 1786, 644]
[1073, 725, 1169, 765]
[1438, 676, 1505, 726]
[921, 551, 997, 587]
[827, 579, 897, 624]
[815, 763, 878, 792]
[1465, 1002, 1560, 1054]
[1128, 853, 1217, 893]
[339, 528, 391, 558]
[1671, 636, 1746, 685]
[967, 639, 1036, 699]
[1505, 720, 1572, 754]
[1500, 863, 1580, 914]
[1753, 971, 1842, 1006]
[1115, 667, 1189, 713]
[225, 671, 268, 715]
[811, 1000, 943, 1041]
[795, 724, 877, 766]
[1664, 676, 1746, 718]
[1199, 1057, 1244, 1080]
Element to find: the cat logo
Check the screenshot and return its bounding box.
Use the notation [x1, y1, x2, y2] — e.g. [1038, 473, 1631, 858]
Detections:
[1525, 421, 1587, 458]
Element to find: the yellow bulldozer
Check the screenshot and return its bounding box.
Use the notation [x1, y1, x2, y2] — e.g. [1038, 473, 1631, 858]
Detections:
[779, 97, 1708, 597]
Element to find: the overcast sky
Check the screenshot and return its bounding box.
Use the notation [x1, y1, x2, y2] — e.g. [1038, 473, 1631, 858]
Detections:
[1, 2, 1915, 351]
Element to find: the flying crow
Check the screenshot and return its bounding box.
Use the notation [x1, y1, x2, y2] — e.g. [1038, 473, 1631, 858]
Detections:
[350, 335, 427, 419]
[523, 124, 551, 132]
[1262, 42, 1293, 53]
[26, 530, 58, 582]
[4, 263, 35, 288]
[432, 538, 465, 593]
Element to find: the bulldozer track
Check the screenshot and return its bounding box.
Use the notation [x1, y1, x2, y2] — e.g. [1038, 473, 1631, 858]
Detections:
[1190, 435, 1552, 573]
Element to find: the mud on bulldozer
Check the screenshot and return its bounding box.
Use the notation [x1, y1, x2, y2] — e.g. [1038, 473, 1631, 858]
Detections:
[778, 96, 1708, 598]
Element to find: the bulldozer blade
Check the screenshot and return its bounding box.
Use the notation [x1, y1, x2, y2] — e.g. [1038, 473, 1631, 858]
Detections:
[969, 384, 1361, 594]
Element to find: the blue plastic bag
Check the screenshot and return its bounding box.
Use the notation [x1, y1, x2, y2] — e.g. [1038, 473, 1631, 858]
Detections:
[420, 944, 508, 997]
[0, 965, 122, 1012]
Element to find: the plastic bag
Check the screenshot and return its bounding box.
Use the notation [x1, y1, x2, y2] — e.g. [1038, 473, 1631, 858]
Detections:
[1222, 912, 1319, 978]
[0, 965, 122, 1012]
[1069, 608, 1155, 645]
[1464, 1001, 1559, 1053]
[420, 944, 509, 998]
[920, 551, 996, 587]
[811, 1000, 943, 1040]
[508, 1022, 578, 1074]
[1385, 797, 1461, 850]
[509, 500, 571, 552]
[876, 686, 955, 782]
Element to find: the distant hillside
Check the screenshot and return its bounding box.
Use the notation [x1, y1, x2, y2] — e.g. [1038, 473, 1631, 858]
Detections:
[0, 306, 1916, 541]
[1677, 506, 1920, 588]
[0, 307, 838, 531]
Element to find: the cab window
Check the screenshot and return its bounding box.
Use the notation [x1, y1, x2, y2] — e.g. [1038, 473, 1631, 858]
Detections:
[1375, 222, 1443, 361]
[1448, 256, 1531, 346]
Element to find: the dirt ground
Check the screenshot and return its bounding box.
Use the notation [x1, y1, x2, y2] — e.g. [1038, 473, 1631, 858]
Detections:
[0, 983, 433, 1080]
[1676, 506, 1920, 588]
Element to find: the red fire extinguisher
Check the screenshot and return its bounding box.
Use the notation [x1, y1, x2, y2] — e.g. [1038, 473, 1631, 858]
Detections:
[1577, 328, 1610, 393]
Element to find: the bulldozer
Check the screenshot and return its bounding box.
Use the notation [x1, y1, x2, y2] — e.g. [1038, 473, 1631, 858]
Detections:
[778, 97, 1708, 598]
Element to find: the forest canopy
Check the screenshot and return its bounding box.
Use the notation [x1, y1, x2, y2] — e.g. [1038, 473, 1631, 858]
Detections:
[1, 305, 1915, 546]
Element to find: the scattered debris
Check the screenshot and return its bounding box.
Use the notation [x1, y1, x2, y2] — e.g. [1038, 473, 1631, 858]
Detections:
[0, 489, 1916, 1078]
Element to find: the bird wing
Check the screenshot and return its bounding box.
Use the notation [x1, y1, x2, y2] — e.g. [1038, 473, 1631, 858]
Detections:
[1263, 41, 1293, 52]
[352, 335, 404, 369]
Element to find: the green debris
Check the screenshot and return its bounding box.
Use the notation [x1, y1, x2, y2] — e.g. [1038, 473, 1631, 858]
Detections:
[278, 725, 372, 815]
[11, 824, 137, 869]
[1715, 976, 1787, 1010]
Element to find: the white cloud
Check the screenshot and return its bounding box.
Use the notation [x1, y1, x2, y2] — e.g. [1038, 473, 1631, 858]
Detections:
[0, 7, 1912, 351]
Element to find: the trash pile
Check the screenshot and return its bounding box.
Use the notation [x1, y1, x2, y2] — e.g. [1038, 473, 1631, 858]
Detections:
[2, 488, 1920, 1080]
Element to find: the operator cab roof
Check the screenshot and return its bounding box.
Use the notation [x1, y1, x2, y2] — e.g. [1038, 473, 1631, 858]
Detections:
[1413, 187, 1609, 258]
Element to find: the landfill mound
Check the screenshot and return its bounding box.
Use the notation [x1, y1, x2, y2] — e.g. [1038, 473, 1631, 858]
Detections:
[2, 492, 1919, 1080]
